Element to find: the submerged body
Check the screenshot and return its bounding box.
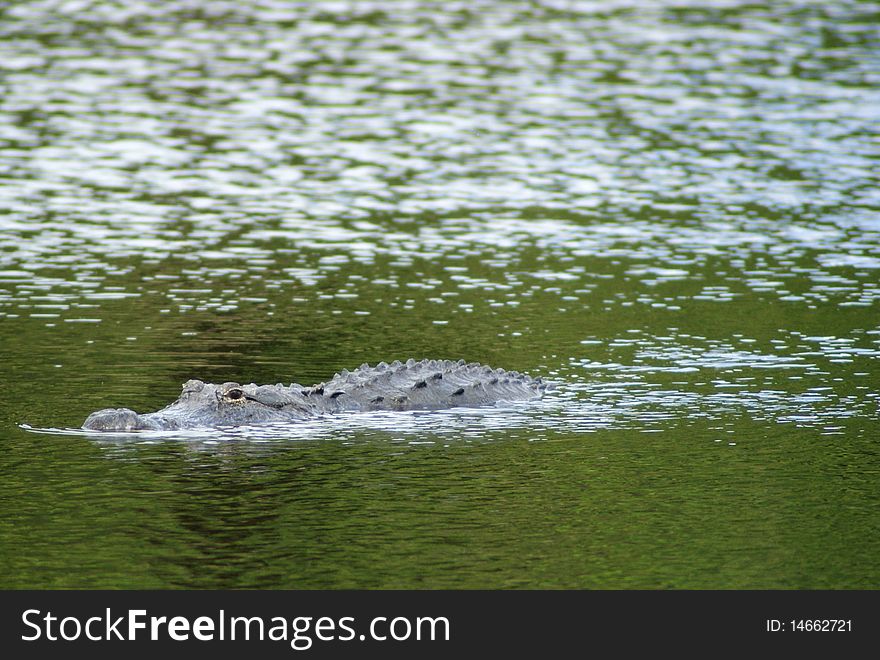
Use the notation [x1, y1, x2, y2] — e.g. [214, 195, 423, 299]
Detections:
[82, 359, 549, 431]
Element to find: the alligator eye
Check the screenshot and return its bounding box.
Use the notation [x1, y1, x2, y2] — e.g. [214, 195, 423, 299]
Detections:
[225, 388, 244, 400]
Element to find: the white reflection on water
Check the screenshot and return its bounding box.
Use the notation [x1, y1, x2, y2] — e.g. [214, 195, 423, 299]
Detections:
[1, 1, 878, 316]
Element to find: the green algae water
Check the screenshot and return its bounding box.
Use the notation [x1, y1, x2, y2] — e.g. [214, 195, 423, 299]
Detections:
[1, 0, 878, 588]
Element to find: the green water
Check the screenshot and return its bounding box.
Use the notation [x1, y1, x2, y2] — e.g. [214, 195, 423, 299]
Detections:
[1, 0, 878, 589]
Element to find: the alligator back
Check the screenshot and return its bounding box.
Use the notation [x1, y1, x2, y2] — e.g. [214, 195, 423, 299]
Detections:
[312, 358, 548, 413]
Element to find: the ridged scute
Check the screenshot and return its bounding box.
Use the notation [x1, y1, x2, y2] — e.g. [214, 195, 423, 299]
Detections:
[322, 358, 548, 412]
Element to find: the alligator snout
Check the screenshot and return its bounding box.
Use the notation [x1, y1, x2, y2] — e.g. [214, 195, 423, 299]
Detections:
[82, 408, 142, 431]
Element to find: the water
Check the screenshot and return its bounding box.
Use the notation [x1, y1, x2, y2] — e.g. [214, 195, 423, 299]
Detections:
[1, 0, 878, 588]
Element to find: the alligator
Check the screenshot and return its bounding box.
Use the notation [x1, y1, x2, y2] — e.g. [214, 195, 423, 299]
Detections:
[82, 359, 549, 431]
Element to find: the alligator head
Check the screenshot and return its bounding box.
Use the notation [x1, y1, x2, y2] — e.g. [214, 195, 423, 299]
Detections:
[82, 379, 308, 431]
